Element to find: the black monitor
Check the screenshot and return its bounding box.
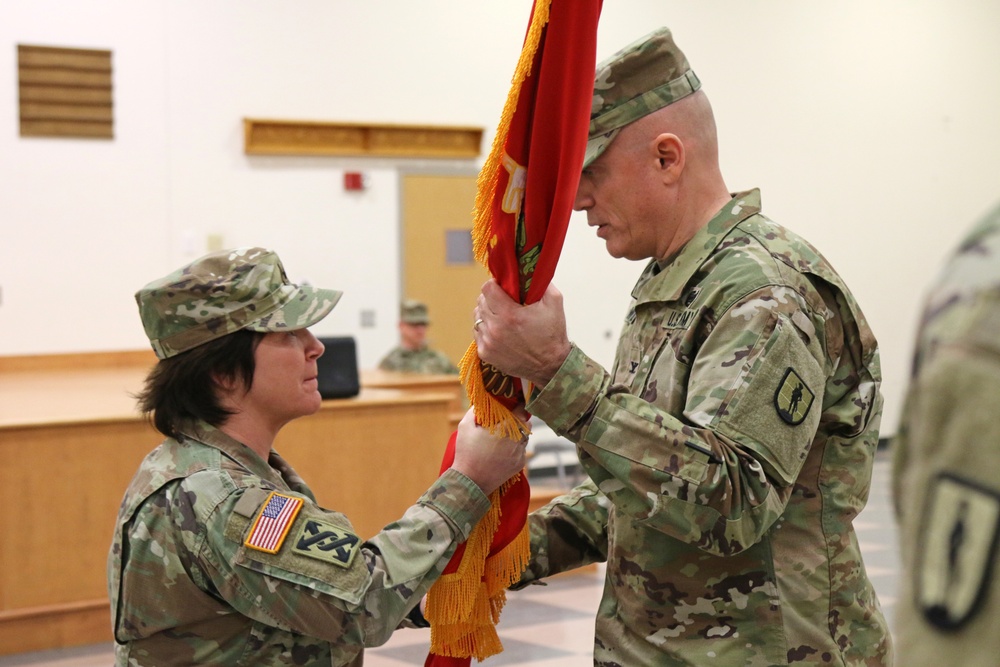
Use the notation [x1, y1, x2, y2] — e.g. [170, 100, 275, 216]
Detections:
[316, 336, 360, 399]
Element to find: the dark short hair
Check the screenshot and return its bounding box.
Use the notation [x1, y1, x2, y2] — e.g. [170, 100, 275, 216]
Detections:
[137, 329, 263, 438]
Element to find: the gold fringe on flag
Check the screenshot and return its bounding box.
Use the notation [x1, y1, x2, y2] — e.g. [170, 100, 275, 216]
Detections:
[425, 478, 531, 660]
[459, 343, 527, 441]
[470, 0, 550, 266]
[464, 0, 552, 438]
[425, 1, 551, 659]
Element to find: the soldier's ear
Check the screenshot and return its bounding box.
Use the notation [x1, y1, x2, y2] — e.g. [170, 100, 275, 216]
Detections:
[653, 133, 684, 185]
[212, 370, 244, 402]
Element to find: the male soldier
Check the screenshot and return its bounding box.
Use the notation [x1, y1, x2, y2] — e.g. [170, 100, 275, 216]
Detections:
[378, 299, 459, 374]
[893, 200, 1000, 666]
[109, 247, 527, 666]
[473, 27, 892, 665]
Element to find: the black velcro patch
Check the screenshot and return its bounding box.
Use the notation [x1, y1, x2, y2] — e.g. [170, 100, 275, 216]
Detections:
[774, 367, 815, 426]
[292, 518, 361, 569]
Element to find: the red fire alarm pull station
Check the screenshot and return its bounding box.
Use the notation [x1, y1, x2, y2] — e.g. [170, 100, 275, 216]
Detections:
[343, 172, 366, 191]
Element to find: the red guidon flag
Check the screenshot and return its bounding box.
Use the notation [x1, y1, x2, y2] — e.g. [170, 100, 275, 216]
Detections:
[423, 1, 602, 664]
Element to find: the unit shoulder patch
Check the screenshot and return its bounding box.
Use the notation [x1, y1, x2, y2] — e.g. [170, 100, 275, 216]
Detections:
[773, 367, 815, 426]
[293, 518, 361, 569]
[244, 491, 303, 554]
[917, 473, 1000, 630]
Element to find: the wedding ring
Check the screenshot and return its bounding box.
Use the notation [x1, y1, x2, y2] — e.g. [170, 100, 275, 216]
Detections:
[474, 318, 484, 331]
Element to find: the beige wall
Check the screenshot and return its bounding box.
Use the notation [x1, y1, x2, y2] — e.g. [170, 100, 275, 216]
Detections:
[3, 0, 1000, 433]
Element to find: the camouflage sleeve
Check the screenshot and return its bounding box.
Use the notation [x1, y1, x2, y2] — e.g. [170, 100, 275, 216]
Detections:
[434, 351, 460, 375]
[200, 467, 490, 649]
[511, 478, 610, 588]
[528, 285, 827, 556]
[892, 293, 1000, 662]
[377, 348, 402, 371]
[894, 291, 1000, 515]
[892, 291, 1000, 518]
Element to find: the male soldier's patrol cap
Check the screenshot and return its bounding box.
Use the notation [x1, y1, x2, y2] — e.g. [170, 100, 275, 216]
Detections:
[136, 246, 342, 359]
[400, 299, 430, 325]
[585, 27, 702, 168]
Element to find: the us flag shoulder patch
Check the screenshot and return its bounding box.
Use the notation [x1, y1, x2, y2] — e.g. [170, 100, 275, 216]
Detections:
[244, 491, 303, 553]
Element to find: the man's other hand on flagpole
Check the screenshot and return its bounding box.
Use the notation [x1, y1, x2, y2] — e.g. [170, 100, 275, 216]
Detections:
[475, 279, 572, 388]
[450, 407, 530, 495]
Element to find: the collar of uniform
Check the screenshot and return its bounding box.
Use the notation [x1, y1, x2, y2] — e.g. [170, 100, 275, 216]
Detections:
[632, 189, 763, 305]
[177, 420, 287, 487]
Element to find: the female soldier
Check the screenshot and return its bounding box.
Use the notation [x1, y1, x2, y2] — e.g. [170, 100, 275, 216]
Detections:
[109, 247, 527, 666]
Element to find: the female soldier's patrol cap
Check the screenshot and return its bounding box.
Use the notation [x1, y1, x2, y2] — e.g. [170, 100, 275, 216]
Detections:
[136, 246, 342, 359]
[585, 27, 701, 168]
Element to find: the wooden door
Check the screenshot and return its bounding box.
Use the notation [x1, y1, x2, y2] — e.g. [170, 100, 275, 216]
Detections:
[401, 173, 488, 368]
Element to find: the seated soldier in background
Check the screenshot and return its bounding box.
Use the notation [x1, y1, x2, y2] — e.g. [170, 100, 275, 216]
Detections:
[378, 299, 459, 374]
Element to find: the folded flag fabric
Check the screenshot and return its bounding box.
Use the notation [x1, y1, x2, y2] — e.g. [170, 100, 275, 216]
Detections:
[423, 0, 603, 663]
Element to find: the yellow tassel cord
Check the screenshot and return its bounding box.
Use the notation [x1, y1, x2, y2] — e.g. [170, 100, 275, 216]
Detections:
[458, 343, 527, 441]
[426, 478, 531, 660]
[426, 1, 551, 659]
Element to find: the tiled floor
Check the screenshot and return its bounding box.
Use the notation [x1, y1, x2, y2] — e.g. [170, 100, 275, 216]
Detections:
[0, 452, 898, 667]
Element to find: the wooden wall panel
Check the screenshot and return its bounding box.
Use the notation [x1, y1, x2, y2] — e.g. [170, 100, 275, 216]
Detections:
[0, 350, 155, 373]
[244, 118, 482, 158]
[18, 45, 113, 139]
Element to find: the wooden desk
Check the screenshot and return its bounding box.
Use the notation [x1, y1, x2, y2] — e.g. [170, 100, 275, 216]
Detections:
[361, 368, 467, 430]
[0, 361, 455, 656]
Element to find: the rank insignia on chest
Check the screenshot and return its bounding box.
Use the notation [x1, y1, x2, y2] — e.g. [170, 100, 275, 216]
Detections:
[244, 491, 304, 553]
[917, 473, 1000, 630]
[774, 367, 814, 426]
[293, 518, 361, 568]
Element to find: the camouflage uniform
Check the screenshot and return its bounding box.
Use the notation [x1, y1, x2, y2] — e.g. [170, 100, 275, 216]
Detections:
[108, 422, 489, 666]
[110, 247, 492, 665]
[378, 346, 459, 375]
[519, 189, 891, 665]
[379, 300, 459, 374]
[893, 201, 1000, 666]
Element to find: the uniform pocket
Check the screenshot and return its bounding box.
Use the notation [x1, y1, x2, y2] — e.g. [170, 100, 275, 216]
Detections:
[716, 315, 825, 486]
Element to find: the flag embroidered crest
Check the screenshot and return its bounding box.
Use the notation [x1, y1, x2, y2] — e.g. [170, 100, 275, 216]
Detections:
[244, 491, 303, 553]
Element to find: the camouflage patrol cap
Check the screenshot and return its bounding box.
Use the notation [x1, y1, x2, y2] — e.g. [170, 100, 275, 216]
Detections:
[400, 299, 430, 325]
[585, 27, 702, 168]
[136, 247, 343, 359]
